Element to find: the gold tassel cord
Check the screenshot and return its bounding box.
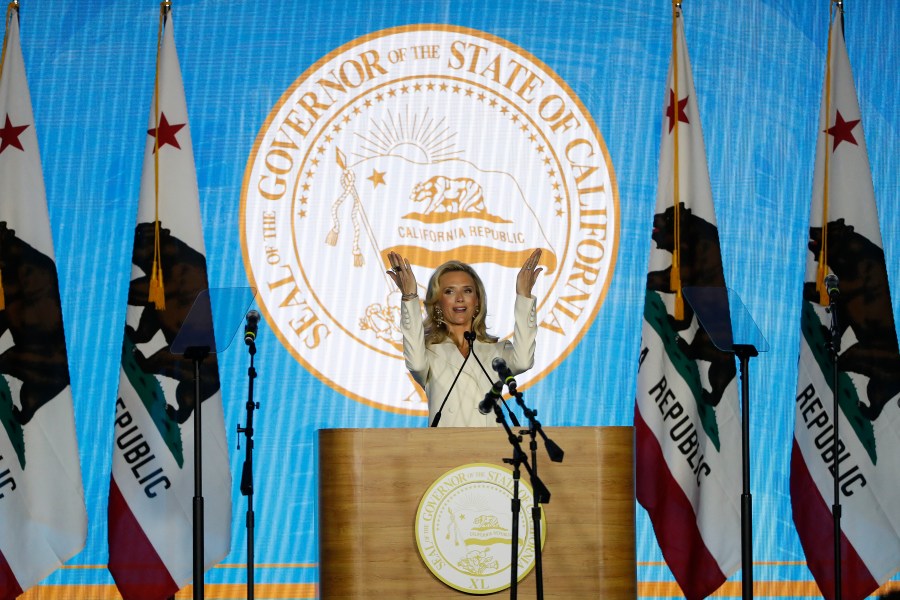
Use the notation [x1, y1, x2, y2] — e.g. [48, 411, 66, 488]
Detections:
[148, 2, 172, 310]
[669, 1, 684, 320]
[816, 2, 840, 306]
[0, 2, 20, 311]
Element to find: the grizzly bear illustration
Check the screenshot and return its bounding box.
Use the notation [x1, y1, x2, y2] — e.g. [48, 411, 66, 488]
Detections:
[127, 221, 219, 424]
[0, 222, 70, 425]
[410, 175, 486, 214]
[647, 203, 736, 408]
[804, 218, 900, 421]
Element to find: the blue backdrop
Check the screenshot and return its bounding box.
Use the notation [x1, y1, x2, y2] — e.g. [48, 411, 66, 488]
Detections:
[14, 0, 899, 597]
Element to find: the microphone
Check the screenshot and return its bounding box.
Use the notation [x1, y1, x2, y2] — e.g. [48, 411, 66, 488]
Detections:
[478, 380, 504, 415]
[244, 310, 260, 345]
[492, 357, 517, 394]
[824, 274, 840, 302]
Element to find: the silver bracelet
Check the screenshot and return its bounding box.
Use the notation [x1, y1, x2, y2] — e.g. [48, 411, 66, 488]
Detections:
[401, 293, 418, 301]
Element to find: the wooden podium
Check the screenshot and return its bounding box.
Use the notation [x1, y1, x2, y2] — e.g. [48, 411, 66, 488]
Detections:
[318, 426, 635, 598]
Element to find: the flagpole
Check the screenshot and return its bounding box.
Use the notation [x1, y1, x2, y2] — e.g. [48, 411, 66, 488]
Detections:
[827, 5, 843, 599]
[0, 2, 18, 308]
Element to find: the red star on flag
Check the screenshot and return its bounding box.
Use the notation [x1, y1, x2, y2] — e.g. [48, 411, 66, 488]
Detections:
[147, 112, 186, 152]
[665, 89, 690, 133]
[824, 109, 860, 152]
[0, 114, 29, 154]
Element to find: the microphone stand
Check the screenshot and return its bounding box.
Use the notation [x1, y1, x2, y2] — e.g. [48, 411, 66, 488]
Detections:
[511, 390, 564, 600]
[184, 345, 210, 600]
[826, 293, 842, 600]
[237, 339, 259, 600]
[486, 396, 550, 600]
[430, 331, 474, 427]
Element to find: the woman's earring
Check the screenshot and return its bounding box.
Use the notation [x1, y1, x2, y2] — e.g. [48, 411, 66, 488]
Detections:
[434, 306, 445, 325]
[473, 306, 480, 317]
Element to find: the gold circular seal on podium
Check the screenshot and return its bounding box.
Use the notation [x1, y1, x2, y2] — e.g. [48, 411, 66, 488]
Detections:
[414, 463, 546, 594]
[241, 25, 619, 414]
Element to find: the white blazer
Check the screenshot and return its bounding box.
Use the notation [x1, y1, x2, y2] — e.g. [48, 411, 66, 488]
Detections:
[401, 294, 538, 427]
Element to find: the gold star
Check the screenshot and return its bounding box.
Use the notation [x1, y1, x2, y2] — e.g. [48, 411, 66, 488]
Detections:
[365, 99, 373, 107]
[556, 208, 564, 217]
[400, 85, 409, 94]
[427, 82, 435, 91]
[367, 168, 386, 188]
[413, 83, 422, 92]
[333, 124, 342, 133]
[439, 82, 448, 91]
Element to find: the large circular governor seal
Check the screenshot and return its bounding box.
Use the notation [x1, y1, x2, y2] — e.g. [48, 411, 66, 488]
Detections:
[415, 463, 547, 594]
[241, 25, 619, 414]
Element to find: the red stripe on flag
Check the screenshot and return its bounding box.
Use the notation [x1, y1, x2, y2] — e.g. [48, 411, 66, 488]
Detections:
[635, 406, 726, 600]
[0, 548, 23, 600]
[108, 477, 178, 600]
[790, 440, 878, 600]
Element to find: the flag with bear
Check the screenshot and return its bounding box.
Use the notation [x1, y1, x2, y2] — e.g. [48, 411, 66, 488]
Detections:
[634, 3, 741, 598]
[790, 5, 900, 599]
[0, 4, 87, 597]
[107, 4, 231, 599]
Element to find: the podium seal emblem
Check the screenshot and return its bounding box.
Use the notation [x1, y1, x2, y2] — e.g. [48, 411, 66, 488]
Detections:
[414, 463, 546, 593]
[242, 25, 619, 414]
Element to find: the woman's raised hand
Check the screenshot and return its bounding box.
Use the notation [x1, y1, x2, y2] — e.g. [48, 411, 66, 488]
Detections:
[386, 251, 418, 297]
[516, 248, 543, 298]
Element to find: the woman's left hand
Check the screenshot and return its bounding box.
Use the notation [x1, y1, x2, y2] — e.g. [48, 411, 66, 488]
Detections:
[516, 248, 543, 297]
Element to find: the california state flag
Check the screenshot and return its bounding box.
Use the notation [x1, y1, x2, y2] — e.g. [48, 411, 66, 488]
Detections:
[634, 5, 741, 598]
[791, 8, 900, 599]
[107, 5, 231, 598]
[0, 6, 87, 598]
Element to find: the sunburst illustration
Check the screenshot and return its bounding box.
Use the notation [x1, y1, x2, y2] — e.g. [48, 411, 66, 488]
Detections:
[352, 106, 463, 163]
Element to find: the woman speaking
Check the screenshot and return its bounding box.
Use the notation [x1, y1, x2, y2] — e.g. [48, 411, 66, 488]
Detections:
[386, 249, 543, 427]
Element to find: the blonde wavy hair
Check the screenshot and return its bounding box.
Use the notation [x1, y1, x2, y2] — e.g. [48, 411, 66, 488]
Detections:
[423, 260, 498, 346]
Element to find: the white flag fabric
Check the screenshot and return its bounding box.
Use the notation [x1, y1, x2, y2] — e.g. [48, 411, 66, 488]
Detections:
[107, 7, 231, 599]
[0, 8, 87, 598]
[790, 10, 900, 600]
[634, 6, 741, 598]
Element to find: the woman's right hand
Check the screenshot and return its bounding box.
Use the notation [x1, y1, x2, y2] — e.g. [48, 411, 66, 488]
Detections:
[386, 251, 418, 296]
